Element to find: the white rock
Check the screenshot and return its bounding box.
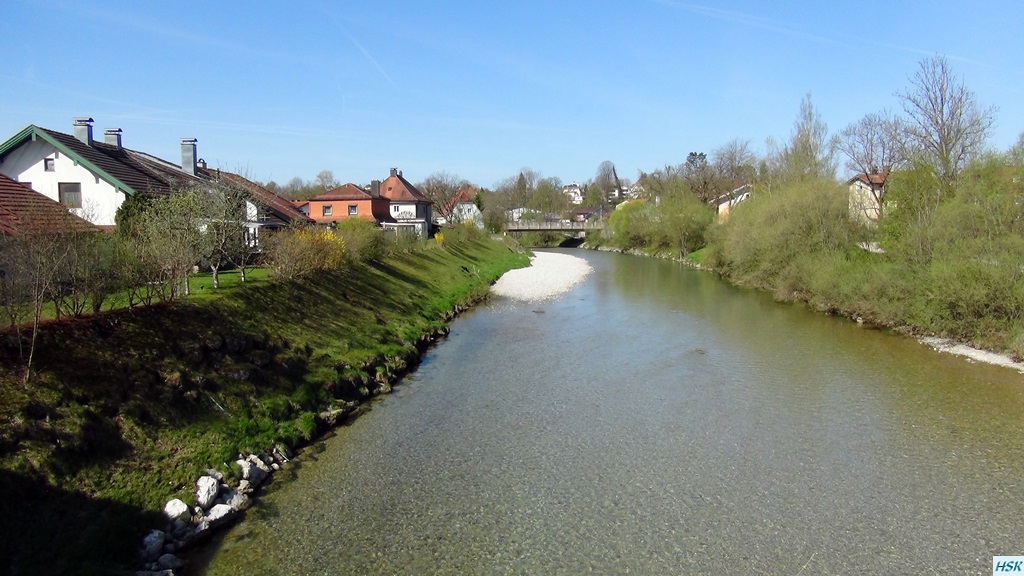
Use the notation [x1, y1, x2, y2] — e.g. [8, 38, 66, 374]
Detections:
[223, 489, 252, 511]
[163, 498, 190, 521]
[236, 459, 268, 487]
[205, 503, 237, 528]
[249, 454, 272, 473]
[195, 476, 220, 510]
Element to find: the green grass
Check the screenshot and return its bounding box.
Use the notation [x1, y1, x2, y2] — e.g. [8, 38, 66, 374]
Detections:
[0, 236, 527, 575]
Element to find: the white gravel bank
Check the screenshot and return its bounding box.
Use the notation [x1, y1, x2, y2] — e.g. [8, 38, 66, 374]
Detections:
[920, 337, 1024, 373]
[491, 251, 593, 301]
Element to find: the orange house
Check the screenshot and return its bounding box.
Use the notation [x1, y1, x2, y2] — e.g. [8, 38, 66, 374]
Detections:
[304, 183, 390, 225]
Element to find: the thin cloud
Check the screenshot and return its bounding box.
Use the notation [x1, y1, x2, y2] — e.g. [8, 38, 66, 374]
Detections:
[654, 1, 979, 65]
[320, 9, 397, 88]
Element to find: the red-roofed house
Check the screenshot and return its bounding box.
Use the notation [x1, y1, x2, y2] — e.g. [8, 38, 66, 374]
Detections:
[439, 186, 483, 227]
[848, 169, 889, 225]
[379, 168, 432, 237]
[304, 182, 390, 225]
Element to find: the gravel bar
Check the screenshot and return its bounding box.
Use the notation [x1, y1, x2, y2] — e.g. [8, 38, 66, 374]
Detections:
[490, 251, 593, 301]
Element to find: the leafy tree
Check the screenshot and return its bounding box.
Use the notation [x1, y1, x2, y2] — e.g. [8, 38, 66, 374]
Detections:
[526, 177, 566, 216]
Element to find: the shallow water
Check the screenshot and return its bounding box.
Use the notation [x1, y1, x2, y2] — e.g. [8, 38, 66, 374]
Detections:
[200, 249, 1024, 575]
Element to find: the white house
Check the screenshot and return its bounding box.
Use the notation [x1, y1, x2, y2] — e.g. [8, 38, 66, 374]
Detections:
[379, 168, 433, 237]
[0, 118, 193, 227]
[0, 118, 310, 238]
[562, 181, 584, 205]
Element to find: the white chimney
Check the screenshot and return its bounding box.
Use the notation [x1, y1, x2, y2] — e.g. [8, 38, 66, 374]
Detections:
[73, 117, 94, 146]
[104, 128, 122, 148]
[180, 138, 197, 175]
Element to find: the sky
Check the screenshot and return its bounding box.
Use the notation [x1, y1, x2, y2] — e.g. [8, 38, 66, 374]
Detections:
[1, 1, 1023, 189]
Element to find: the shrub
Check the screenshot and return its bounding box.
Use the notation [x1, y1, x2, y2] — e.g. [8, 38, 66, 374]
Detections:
[264, 227, 346, 279]
[334, 219, 384, 263]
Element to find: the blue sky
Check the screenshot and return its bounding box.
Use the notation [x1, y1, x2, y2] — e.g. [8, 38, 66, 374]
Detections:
[2, 1, 1022, 189]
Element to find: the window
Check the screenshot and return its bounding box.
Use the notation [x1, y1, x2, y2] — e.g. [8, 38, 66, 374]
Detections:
[392, 205, 400, 213]
[322, 204, 332, 217]
[58, 183, 82, 208]
[348, 204, 358, 216]
[43, 158, 55, 172]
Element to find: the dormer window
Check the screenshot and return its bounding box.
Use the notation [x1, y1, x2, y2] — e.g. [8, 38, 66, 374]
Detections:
[44, 158, 55, 172]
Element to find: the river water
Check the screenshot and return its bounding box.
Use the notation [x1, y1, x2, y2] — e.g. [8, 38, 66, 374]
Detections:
[200, 249, 1024, 575]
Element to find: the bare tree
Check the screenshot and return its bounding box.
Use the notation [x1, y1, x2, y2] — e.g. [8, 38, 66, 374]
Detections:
[836, 112, 907, 222]
[315, 169, 339, 191]
[595, 161, 624, 200]
[711, 139, 757, 191]
[200, 181, 251, 288]
[683, 152, 717, 203]
[418, 171, 469, 224]
[897, 55, 995, 187]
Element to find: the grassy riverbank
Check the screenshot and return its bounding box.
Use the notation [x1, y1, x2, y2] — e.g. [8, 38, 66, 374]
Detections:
[0, 236, 528, 575]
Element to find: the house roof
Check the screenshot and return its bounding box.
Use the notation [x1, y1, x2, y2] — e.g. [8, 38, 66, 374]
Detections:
[380, 171, 430, 203]
[0, 124, 204, 197]
[208, 170, 313, 226]
[849, 171, 889, 186]
[311, 183, 378, 202]
[441, 186, 478, 213]
[0, 173, 98, 236]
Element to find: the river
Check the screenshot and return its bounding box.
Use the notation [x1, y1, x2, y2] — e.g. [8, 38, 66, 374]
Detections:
[198, 249, 1024, 575]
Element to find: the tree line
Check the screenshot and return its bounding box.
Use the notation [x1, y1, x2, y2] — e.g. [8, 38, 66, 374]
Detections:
[592, 55, 1024, 357]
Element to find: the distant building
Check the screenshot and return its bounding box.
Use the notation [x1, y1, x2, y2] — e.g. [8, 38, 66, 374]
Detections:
[562, 181, 584, 205]
[848, 170, 889, 226]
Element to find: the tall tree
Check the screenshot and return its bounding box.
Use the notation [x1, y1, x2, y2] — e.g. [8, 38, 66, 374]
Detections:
[836, 112, 905, 222]
[770, 93, 837, 183]
[683, 152, 716, 203]
[897, 55, 995, 188]
[711, 139, 757, 191]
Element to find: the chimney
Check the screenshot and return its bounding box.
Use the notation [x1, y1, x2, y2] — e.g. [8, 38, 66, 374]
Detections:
[73, 117, 94, 146]
[180, 138, 197, 175]
[197, 158, 207, 169]
[370, 180, 381, 198]
[104, 128, 122, 148]
[390, 167, 398, 177]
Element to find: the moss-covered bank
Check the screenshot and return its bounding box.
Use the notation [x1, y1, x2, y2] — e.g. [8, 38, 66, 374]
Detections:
[0, 237, 528, 575]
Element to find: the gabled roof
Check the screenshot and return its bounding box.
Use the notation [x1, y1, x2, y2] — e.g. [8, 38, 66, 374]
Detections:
[0, 173, 98, 236]
[311, 183, 378, 202]
[380, 171, 430, 203]
[208, 170, 313, 225]
[0, 125, 190, 197]
[849, 171, 889, 186]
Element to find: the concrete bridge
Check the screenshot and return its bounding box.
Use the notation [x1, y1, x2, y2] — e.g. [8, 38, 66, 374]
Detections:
[504, 220, 605, 233]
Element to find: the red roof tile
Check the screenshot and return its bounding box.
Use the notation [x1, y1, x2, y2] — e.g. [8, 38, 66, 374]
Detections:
[0, 173, 98, 236]
[311, 183, 375, 201]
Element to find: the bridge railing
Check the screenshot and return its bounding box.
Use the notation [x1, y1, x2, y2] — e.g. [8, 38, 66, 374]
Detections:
[504, 220, 605, 232]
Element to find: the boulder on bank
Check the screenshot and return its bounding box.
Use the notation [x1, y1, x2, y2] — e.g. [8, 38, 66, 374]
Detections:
[163, 498, 190, 521]
[195, 476, 219, 510]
